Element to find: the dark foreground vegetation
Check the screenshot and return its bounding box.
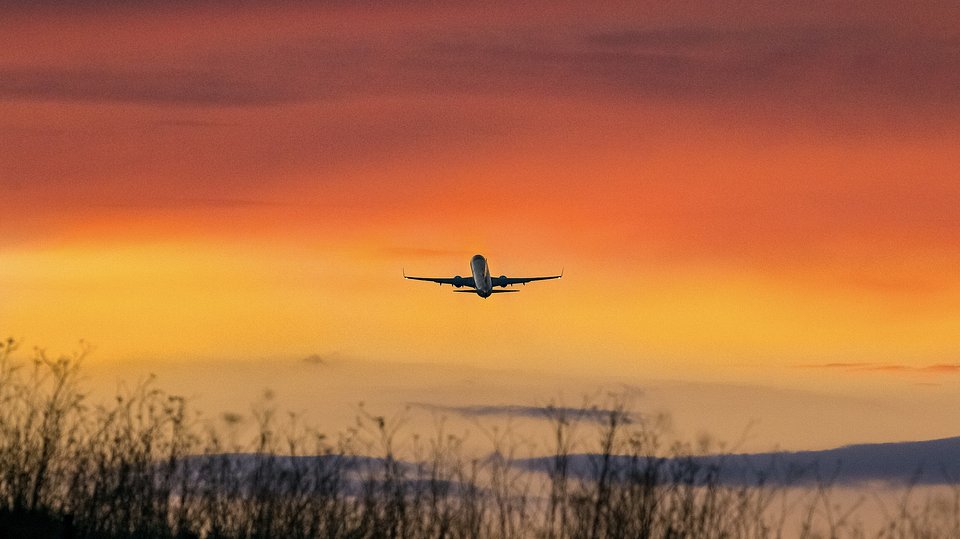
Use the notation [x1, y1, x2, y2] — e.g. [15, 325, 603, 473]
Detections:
[1, 338, 958, 538]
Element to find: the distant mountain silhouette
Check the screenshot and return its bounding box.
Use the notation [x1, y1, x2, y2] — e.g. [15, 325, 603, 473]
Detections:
[180, 436, 960, 490]
[177, 453, 460, 495]
[513, 436, 960, 485]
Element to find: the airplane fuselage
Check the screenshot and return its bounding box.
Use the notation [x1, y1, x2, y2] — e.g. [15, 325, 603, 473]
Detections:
[470, 254, 493, 297]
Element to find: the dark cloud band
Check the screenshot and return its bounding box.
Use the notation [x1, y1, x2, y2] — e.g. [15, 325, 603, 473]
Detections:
[410, 403, 633, 425]
[1, 25, 957, 107]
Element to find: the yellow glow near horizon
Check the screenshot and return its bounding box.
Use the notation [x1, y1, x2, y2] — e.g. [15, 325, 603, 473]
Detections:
[3, 242, 958, 388]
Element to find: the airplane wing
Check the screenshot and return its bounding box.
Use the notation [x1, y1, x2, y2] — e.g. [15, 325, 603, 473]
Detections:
[494, 274, 562, 286]
[403, 274, 477, 288]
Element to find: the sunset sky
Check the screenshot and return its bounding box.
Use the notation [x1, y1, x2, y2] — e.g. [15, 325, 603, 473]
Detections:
[2, 1, 960, 452]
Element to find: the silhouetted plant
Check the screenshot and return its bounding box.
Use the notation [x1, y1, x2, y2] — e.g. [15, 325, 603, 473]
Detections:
[2, 337, 960, 538]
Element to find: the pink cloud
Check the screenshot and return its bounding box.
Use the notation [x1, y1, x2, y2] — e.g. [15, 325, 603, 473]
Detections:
[798, 363, 960, 376]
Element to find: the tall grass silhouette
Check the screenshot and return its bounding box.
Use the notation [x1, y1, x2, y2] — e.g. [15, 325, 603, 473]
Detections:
[0, 338, 958, 538]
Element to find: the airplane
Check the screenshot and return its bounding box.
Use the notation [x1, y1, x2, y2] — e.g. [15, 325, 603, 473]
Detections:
[404, 254, 561, 298]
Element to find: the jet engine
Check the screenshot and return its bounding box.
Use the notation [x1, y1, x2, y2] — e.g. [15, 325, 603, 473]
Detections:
[497, 275, 509, 287]
[453, 276, 464, 288]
